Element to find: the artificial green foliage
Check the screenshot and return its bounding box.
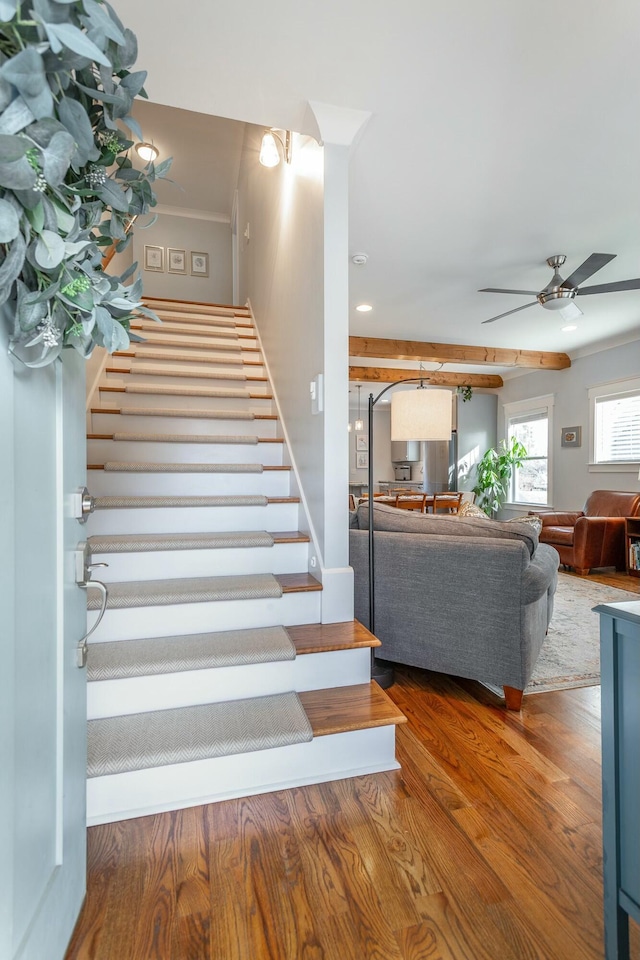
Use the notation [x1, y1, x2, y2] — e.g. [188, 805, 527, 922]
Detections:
[472, 436, 528, 516]
[0, 0, 171, 366]
[457, 384, 473, 402]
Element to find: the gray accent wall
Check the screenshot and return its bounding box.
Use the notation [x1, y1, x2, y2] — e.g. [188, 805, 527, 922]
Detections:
[132, 214, 232, 303]
[498, 338, 640, 511]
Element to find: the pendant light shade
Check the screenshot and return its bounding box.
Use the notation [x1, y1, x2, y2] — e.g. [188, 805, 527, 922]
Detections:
[354, 384, 364, 432]
[391, 388, 452, 441]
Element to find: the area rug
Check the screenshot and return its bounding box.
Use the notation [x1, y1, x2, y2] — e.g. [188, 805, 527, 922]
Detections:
[525, 573, 637, 694]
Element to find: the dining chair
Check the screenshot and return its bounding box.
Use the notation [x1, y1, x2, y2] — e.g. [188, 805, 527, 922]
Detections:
[432, 492, 464, 514]
[394, 494, 428, 512]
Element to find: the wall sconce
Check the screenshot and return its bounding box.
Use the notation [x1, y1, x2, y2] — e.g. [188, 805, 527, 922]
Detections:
[259, 129, 292, 167]
[135, 142, 159, 163]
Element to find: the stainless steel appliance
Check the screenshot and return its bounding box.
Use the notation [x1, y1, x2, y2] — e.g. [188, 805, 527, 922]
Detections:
[393, 463, 411, 481]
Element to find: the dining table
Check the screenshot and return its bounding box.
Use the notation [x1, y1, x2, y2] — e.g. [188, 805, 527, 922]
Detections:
[357, 493, 463, 513]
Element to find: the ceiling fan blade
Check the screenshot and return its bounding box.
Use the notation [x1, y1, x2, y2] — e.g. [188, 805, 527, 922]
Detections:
[481, 302, 538, 324]
[478, 287, 539, 296]
[558, 302, 583, 321]
[561, 253, 616, 290]
[577, 277, 640, 296]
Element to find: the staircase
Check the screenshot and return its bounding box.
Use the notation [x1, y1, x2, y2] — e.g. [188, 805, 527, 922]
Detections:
[83, 298, 405, 825]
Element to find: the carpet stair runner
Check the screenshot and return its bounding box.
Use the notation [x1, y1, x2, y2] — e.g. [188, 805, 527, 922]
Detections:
[83, 297, 404, 825]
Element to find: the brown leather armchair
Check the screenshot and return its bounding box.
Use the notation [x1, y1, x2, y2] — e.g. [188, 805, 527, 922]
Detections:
[536, 490, 640, 575]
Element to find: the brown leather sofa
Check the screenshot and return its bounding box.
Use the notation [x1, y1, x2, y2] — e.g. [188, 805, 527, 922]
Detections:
[536, 490, 640, 575]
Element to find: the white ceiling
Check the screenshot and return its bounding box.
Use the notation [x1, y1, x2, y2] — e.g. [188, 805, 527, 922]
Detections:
[126, 0, 640, 374]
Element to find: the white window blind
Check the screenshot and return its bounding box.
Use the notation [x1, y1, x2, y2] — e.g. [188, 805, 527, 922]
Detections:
[595, 391, 640, 462]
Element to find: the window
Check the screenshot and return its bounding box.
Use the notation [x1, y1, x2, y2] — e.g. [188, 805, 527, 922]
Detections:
[590, 377, 640, 466]
[503, 395, 554, 506]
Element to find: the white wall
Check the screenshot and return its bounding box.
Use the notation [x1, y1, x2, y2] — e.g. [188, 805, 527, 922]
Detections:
[498, 337, 640, 510]
[132, 214, 232, 303]
[235, 125, 353, 623]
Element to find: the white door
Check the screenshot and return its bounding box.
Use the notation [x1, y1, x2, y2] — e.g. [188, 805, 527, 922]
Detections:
[0, 329, 87, 960]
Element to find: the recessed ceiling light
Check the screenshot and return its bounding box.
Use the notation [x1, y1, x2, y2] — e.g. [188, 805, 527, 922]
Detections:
[561, 323, 578, 332]
[356, 303, 373, 312]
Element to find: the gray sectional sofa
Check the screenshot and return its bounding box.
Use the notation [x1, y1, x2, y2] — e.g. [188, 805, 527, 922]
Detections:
[349, 501, 559, 709]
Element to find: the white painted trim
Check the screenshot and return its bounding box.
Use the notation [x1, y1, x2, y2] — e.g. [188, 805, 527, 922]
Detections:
[85, 348, 109, 413]
[87, 725, 399, 825]
[153, 203, 231, 224]
[588, 375, 640, 467]
[502, 393, 555, 509]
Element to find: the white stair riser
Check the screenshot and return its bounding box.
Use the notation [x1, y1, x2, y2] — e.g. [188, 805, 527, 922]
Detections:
[86, 591, 321, 641]
[87, 439, 284, 466]
[98, 390, 273, 410]
[86, 502, 299, 535]
[89, 542, 309, 581]
[86, 470, 291, 497]
[86, 726, 399, 826]
[91, 412, 279, 437]
[87, 649, 370, 720]
[104, 364, 268, 385]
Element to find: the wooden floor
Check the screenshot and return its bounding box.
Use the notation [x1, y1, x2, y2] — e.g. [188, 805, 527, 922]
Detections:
[66, 574, 640, 960]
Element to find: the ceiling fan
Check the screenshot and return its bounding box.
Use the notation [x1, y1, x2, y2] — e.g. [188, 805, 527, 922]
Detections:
[479, 253, 640, 324]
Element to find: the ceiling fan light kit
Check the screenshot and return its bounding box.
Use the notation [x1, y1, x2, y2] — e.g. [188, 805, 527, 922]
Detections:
[479, 252, 640, 325]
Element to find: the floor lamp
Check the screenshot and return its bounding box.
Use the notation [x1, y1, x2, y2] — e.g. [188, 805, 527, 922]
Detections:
[367, 380, 453, 687]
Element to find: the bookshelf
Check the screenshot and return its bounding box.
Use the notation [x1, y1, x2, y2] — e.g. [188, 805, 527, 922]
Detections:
[626, 517, 640, 578]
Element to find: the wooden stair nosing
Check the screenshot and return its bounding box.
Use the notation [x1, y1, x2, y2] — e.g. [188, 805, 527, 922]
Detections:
[100, 366, 269, 380]
[300, 682, 407, 737]
[125, 340, 261, 354]
[90, 408, 278, 421]
[102, 374, 270, 384]
[277, 573, 322, 593]
[112, 351, 263, 366]
[131, 325, 256, 342]
[86, 433, 284, 444]
[143, 296, 250, 313]
[287, 620, 381, 655]
[98, 384, 273, 400]
[87, 463, 292, 471]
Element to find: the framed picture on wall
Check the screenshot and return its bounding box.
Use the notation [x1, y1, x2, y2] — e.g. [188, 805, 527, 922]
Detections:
[144, 245, 164, 272]
[356, 435, 368, 451]
[167, 248, 186, 274]
[561, 425, 582, 447]
[356, 451, 368, 469]
[190, 251, 209, 277]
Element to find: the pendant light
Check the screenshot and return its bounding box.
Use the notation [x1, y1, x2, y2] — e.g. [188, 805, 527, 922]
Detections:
[354, 384, 364, 432]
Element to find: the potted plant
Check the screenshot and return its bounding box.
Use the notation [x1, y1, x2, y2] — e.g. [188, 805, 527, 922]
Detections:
[0, 0, 170, 367]
[472, 436, 528, 517]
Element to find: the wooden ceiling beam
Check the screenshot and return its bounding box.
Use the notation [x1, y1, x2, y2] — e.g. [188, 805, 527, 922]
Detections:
[349, 366, 503, 388]
[349, 336, 571, 370]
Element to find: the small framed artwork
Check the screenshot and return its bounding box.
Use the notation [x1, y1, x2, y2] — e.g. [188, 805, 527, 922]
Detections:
[190, 251, 209, 277]
[356, 451, 368, 469]
[144, 245, 164, 272]
[167, 248, 186, 274]
[561, 425, 582, 447]
[356, 435, 368, 451]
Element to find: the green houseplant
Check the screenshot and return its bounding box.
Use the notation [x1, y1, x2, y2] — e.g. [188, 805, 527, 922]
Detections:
[0, 0, 170, 367]
[472, 436, 528, 517]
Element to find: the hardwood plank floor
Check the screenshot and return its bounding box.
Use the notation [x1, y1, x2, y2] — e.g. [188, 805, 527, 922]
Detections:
[65, 577, 640, 960]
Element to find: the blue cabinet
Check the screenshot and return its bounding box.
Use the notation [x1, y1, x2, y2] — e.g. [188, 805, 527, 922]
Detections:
[595, 601, 640, 960]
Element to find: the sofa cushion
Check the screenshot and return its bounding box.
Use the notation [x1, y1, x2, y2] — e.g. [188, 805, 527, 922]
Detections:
[355, 501, 539, 556]
[459, 501, 491, 520]
[505, 514, 543, 536]
[539, 525, 574, 546]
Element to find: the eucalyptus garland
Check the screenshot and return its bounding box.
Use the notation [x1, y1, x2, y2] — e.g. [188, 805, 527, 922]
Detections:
[0, 0, 170, 367]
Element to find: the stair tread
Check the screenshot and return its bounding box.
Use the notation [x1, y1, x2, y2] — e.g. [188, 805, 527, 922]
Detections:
[87, 572, 321, 609]
[87, 432, 282, 444]
[300, 682, 407, 736]
[105, 367, 252, 382]
[114, 350, 262, 366]
[87, 625, 297, 681]
[88, 530, 309, 553]
[87, 463, 290, 471]
[131, 322, 241, 338]
[287, 620, 381, 654]
[92, 494, 299, 509]
[92, 407, 276, 421]
[87, 691, 313, 778]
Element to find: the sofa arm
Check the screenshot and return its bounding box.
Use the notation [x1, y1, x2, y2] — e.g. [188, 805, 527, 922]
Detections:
[535, 510, 584, 527]
[573, 515, 627, 570]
